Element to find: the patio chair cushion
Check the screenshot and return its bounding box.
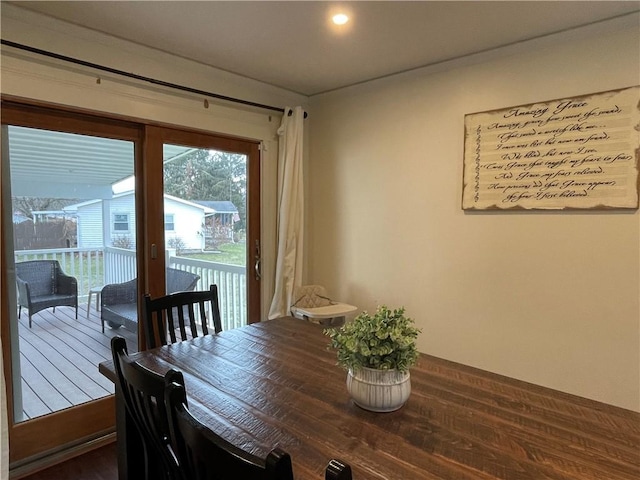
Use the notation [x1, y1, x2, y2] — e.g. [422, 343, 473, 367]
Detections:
[103, 303, 139, 332]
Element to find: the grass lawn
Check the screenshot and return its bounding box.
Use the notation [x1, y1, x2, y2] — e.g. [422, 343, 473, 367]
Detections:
[183, 242, 246, 266]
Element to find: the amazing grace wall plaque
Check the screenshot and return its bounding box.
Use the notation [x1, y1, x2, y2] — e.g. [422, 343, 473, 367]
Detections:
[462, 86, 640, 210]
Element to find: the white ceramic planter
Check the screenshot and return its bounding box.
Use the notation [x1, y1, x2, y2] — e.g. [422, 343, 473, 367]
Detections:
[346, 367, 411, 412]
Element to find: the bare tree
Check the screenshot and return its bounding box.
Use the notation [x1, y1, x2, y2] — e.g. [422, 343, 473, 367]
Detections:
[12, 197, 77, 220]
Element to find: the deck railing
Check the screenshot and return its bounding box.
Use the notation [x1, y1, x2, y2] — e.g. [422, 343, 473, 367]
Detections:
[14, 247, 247, 329]
[14, 247, 105, 299]
[168, 255, 246, 331]
[104, 246, 136, 284]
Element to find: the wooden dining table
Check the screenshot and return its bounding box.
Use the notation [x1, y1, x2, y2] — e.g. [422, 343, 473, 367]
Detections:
[99, 316, 639, 480]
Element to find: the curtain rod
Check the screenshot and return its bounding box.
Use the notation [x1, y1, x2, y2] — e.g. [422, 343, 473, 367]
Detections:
[1, 39, 307, 118]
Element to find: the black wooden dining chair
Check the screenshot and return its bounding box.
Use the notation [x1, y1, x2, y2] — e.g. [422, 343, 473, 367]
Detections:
[165, 381, 295, 480]
[111, 336, 184, 480]
[325, 459, 353, 479]
[143, 284, 222, 349]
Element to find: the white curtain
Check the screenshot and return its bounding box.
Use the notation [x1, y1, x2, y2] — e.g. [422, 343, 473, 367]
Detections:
[268, 107, 305, 319]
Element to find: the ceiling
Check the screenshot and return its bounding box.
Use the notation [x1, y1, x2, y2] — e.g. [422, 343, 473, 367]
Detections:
[7, 1, 640, 96]
[8, 126, 193, 199]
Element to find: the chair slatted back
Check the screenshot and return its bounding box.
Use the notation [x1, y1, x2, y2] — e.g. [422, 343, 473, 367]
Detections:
[111, 336, 183, 480]
[325, 459, 353, 480]
[165, 381, 294, 480]
[143, 285, 222, 349]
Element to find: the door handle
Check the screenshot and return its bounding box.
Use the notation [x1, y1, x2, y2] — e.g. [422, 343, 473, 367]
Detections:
[254, 240, 261, 281]
[255, 258, 261, 281]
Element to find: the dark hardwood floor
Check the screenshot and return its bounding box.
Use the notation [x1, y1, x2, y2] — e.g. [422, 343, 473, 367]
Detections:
[20, 443, 117, 480]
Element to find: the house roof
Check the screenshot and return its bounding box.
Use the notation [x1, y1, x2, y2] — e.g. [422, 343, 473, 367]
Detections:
[62, 191, 136, 211]
[64, 192, 215, 214]
[193, 201, 238, 214]
[163, 194, 215, 214]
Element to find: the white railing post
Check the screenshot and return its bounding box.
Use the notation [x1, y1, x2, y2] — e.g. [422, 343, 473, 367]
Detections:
[104, 246, 136, 284]
[165, 248, 176, 268]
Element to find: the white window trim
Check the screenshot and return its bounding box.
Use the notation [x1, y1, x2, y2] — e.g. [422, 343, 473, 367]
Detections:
[164, 213, 175, 232]
[113, 212, 130, 233]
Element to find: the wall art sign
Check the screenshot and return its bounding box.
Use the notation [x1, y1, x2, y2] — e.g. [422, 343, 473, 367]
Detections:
[462, 86, 639, 210]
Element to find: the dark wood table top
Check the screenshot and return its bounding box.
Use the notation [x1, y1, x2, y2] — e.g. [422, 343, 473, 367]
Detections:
[100, 317, 640, 480]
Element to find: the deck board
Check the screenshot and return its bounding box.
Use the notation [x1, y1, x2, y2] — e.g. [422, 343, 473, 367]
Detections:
[20, 379, 50, 420]
[15, 303, 138, 422]
[20, 318, 113, 396]
[19, 340, 90, 406]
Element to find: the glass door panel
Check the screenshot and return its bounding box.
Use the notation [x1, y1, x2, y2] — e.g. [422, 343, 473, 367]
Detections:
[163, 144, 248, 330]
[3, 125, 139, 424]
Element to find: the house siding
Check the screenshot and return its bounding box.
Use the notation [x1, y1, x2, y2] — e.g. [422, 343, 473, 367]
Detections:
[74, 194, 206, 251]
[109, 195, 137, 249]
[76, 202, 103, 248]
[164, 197, 204, 251]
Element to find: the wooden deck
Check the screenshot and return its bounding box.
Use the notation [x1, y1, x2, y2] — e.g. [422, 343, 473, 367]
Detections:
[15, 302, 138, 422]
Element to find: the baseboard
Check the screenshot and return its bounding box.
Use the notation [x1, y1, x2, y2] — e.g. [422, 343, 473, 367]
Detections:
[9, 432, 115, 479]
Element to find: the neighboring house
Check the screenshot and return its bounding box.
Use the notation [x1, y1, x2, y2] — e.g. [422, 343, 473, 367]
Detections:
[193, 200, 238, 226]
[62, 198, 104, 248]
[63, 191, 215, 250]
[193, 200, 239, 244]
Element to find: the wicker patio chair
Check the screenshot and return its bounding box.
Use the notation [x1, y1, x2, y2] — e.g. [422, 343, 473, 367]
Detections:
[16, 260, 78, 328]
[101, 268, 200, 333]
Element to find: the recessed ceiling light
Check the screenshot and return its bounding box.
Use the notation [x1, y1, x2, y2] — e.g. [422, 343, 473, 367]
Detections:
[332, 13, 349, 25]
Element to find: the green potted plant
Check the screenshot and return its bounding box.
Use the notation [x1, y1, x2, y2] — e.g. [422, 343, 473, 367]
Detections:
[325, 305, 420, 412]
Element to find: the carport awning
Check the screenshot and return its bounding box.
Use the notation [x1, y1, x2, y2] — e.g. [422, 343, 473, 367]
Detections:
[6, 126, 193, 199]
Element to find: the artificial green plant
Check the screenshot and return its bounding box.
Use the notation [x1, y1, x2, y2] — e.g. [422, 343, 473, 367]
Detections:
[325, 305, 420, 373]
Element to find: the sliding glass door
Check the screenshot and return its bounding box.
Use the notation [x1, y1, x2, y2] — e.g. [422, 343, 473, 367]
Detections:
[1, 102, 263, 466]
[1, 102, 143, 463]
[144, 126, 261, 331]
[5, 126, 139, 423]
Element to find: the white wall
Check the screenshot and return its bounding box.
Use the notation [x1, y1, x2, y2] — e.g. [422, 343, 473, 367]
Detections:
[1, 4, 308, 320]
[308, 14, 640, 411]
